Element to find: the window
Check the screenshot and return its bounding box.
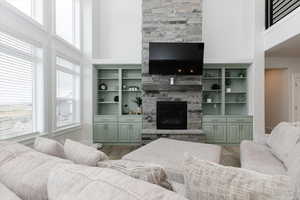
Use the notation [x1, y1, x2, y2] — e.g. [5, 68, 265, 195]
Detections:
[56, 57, 80, 128]
[0, 31, 43, 139]
[5, 0, 43, 24]
[55, 0, 80, 48]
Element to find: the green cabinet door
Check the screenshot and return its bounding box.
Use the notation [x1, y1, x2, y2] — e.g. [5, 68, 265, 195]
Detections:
[203, 124, 214, 143]
[214, 124, 227, 143]
[119, 123, 131, 142]
[130, 123, 142, 142]
[240, 123, 253, 141]
[119, 123, 142, 142]
[227, 124, 240, 144]
[203, 123, 226, 143]
[94, 123, 118, 142]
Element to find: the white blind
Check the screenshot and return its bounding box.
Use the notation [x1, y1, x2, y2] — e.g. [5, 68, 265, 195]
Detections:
[0, 31, 39, 139]
[56, 56, 80, 128]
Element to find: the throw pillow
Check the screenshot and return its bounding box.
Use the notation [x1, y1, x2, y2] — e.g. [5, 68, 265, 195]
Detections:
[34, 137, 65, 158]
[97, 160, 173, 190]
[183, 154, 296, 200]
[64, 139, 108, 166]
[267, 122, 300, 161]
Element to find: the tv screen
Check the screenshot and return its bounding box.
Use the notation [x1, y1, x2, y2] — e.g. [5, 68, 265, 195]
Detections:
[149, 42, 204, 75]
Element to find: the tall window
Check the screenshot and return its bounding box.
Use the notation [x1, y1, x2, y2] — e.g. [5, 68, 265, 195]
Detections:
[56, 57, 80, 128]
[55, 0, 80, 49]
[0, 31, 42, 139]
[5, 0, 43, 24]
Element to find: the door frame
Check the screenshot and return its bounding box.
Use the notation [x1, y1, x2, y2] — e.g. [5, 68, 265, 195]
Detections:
[292, 73, 300, 122]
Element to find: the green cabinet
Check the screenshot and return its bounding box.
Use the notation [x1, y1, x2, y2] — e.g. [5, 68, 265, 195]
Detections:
[204, 123, 227, 143]
[94, 123, 118, 142]
[227, 124, 240, 144]
[119, 123, 141, 142]
[93, 116, 142, 144]
[203, 116, 253, 144]
[93, 64, 142, 144]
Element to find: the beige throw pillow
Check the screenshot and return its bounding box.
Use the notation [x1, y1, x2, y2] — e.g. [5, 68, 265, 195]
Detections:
[97, 160, 173, 190]
[64, 139, 108, 166]
[34, 137, 65, 158]
[183, 154, 296, 200]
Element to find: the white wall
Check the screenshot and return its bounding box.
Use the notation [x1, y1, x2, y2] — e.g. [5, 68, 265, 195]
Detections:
[203, 0, 254, 62]
[0, 0, 93, 145]
[264, 7, 300, 51]
[93, 0, 142, 62]
[248, 0, 266, 143]
[92, 0, 254, 63]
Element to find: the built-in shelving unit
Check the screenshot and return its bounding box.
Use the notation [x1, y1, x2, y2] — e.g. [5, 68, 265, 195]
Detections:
[94, 65, 142, 144]
[202, 64, 252, 144]
[202, 65, 248, 116]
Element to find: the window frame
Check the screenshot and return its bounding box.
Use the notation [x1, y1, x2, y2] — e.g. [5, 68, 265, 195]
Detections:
[54, 53, 81, 131]
[53, 0, 81, 49]
[0, 29, 44, 140]
[1, 0, 45, 27]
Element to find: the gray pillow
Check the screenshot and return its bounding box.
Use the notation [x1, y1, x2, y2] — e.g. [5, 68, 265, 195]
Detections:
[97, 160, 173, 190]
[183, 154, 296, 200]
[64, 139, 108, 166]
[34, 137, 65, 158]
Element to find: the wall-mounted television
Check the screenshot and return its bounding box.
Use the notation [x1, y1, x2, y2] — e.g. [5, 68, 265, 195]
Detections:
[149, 42, 204, 75]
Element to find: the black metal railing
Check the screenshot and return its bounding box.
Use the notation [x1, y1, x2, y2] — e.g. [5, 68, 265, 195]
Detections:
[266, 0, 300, 28]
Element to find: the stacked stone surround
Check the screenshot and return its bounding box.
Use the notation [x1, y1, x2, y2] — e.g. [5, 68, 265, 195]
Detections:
[142, 0, 203, 139]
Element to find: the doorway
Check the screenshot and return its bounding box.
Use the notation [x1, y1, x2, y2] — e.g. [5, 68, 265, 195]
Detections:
[265, 69, 289, 133]
[292, 73, 300, 122]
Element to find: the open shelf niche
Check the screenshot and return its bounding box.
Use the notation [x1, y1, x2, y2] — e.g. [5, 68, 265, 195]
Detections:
[202, 64, 249, 116]
[95, 66, 142, 116]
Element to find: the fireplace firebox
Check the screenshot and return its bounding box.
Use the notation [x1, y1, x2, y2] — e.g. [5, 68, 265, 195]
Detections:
[157, 101, 187, 130]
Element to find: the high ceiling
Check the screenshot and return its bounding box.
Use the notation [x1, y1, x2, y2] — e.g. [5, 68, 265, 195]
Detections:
[265, 34, 300, 57]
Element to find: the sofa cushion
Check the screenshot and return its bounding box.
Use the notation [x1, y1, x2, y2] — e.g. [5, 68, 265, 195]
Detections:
[0, 182, 22, 200]
[64, 139, 108, 166]
[267, 122, 300, 161]
[240, 140, 287, 175]
[286, 142, 300, 199]
[0, 142, 72, 200]
[122, 138, 221, 184]
[34, 137, 65, 158]
[47, 164, 188, 200]
[183, 154, 296, 200]
[286, 142, 300, 171]
[97, 159, 173, 190]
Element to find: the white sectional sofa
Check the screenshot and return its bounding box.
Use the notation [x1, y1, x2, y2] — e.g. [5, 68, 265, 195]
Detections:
[241, 122, 300, 198]
[0, 141, 188, 200]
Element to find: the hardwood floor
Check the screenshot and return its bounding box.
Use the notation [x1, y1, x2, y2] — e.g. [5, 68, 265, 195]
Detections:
[101, 144, 241, 167]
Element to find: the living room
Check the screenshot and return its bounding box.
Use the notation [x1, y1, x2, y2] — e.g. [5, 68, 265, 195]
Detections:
[0, 0, 300, 200]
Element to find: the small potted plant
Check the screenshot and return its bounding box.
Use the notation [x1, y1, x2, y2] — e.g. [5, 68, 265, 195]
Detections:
[133, 97, 143, 115]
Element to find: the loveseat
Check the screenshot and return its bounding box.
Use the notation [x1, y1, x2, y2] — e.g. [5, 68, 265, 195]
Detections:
[241, 122, 300, 198]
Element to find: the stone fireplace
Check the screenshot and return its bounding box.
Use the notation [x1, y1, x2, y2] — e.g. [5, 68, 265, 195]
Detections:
[141, 0, 203, 142]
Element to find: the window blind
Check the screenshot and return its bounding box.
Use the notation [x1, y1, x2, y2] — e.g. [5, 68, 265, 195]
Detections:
[0, 31, 39, 139]
[56, 56, 80, 128]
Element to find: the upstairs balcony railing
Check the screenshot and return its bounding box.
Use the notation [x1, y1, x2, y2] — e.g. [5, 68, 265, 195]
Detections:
[266, 0, 300, 28]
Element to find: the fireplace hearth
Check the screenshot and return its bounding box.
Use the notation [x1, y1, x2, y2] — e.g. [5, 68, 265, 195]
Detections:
[157, 101, 187, 130]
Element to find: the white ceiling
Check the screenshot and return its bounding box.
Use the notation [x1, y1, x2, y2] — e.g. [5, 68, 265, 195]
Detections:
[265, 34, 300, 57]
